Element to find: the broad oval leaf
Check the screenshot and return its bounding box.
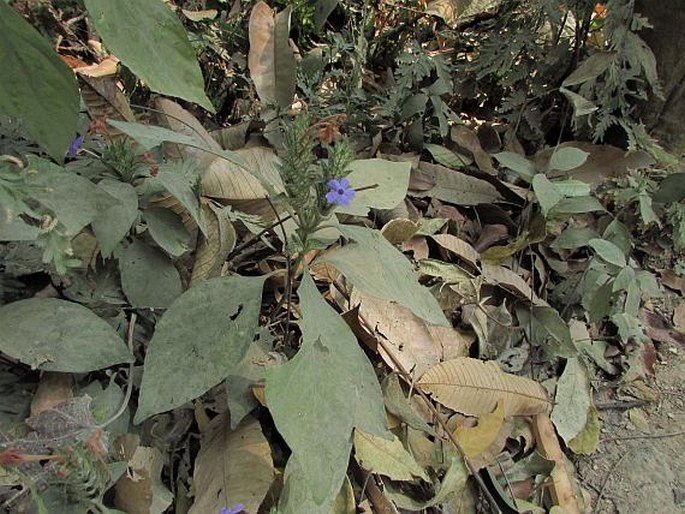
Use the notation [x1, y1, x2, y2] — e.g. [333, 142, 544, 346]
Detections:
[265, 272, 388, 513]
[337, 159, 411, 216]
[92, 180, 139, 258]
[0, 298, 134, 372]
[588, 238, 626, 267]
[143, 207, 192, 257]
[84, 0, 213, 111]
[322, 225, 449, 326]
[551, 358, 591, 444]
[134, 275, 266, 424]
[548, 147, 589, 172]
[493, 151, 535, 182]
[417, 357, 551, 417]
[118, 239, 183, 309]
[0, 2, 79, 161]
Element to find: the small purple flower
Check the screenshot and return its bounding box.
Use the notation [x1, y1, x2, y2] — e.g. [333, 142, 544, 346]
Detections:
[219, 504, 245, 514]
[325, 178, 355, 207]
[66, 133, 85, 159]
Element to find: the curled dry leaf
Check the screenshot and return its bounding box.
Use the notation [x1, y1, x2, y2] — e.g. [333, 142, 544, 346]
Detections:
[431, 233, 480, 270]
[417, 357, 551, 417]
[454, 402, 512, 470]
[190, 200, 237, 285]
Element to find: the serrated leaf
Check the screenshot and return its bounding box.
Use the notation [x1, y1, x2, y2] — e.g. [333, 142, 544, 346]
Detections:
[84, 0, 213, 111]
[118, 239, 183, 309]
[337, 159, 411, 216]
[417, 357, 550, 417]
[143, 207, 192, 257]
[588, 238, 626, 267]
[0, 298, 133, 372]
[135, 275, 265, 424]
[322, 225, 449, 326]
[248, 1, 297, 108]
[354, 428, 429, 481]
[0, 2, 79, 160]
[265, 272, 388, 513]
[92, 180, 138, 258]
[189, 414, 275, 514]
[551, 358, 591, 444]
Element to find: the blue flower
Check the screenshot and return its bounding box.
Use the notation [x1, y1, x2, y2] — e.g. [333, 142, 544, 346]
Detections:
[219, 504, 245, 514]
[325, 178, 355, 207]
[66, 133, 85, 159]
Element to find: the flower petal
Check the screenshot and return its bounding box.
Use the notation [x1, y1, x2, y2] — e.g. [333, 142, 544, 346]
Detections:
[339, 177, 350, 189]
[328, 179, 341, 190]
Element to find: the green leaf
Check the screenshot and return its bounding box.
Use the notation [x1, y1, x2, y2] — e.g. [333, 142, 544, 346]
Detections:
[0, 2, 79, 161]
[118, 239, 183, 309]
[548, 147, 589, 172]
[354, 428, 429, 481]
[381, 374, 436, 436]
[337, 159, 411, 216]
[143, 207, 192, 257]
[588, 238, 626, 267]
[91, 180, 138, 258]
[0, 218, 40, 241]
[549, 196, 605, 217]
[322, 225, 449, 326]
[551, 358, 591, 444]
[562, 52, 615, 87]
[560, 87, 598, 117]
[84, 0, 213, 111]
[26, 157, 119, 235]
[425, 144, 472, 169]
[265, 273, 388, 513]
[553, 179, 591, 197]
[134, 275, 266, 424]
[107, 120, 248, 170]
[413, 163, 501, 205]
[154, 162, 208, 236]
[532, 174, 562, 218]
[493, 151, 535, 182]
[653, 172, 685, 203]
[518, 306, 577, 358]
[0, 298, 134, 372]
[550, 227, 599, 250]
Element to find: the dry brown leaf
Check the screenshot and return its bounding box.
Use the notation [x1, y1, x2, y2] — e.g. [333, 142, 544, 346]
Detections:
[189, 413, 275, 514]
[401, 236, 429, 260]
[114, 445, 172, 514]
[450, 125, 495, 174]
[660, 269, 685, 294]
[190, 201, 237, 285]
[381, 218, 420, 245]
[432, 233, 480, 270]
[532, 413, 584, 514]
[640, 308, 685, 346]
[454, 402, 512, 469]
[78, 74, 135, 141]
[481, 262, 547, 305]
[417, 357, 551, 417]
[473, 224, 509, 253]
[353, 290, 472, 376]
[30, 372, 73, 418]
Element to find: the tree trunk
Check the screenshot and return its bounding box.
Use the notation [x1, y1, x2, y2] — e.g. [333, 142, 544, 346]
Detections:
[634, 0, 685, 157]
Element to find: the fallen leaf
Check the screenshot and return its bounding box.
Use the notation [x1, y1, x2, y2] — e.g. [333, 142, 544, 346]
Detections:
[30, 372, 73, 418]
[114, 445, 173, 514]
[354, 428, 429, 482]
[454, 402, 512, 469]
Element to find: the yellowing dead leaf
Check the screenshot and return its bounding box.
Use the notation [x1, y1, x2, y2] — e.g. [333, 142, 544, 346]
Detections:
[454, 402, 512, 470]
[418, 357, 551, 417]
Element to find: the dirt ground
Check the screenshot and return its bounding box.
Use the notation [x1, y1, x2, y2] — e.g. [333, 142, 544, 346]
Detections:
[575, 339, 685, 513]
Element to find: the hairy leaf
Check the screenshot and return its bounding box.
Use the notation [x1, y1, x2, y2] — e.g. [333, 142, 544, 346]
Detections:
[135, 275, 265, 424]
[0, 298, 133, 372]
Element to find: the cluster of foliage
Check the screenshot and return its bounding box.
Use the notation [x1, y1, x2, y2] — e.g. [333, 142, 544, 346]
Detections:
[0, 0, 683, 513]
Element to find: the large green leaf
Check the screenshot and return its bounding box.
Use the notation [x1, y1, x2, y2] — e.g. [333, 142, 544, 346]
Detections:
[84, 0, 213, 111]
[322, 225, 449, 326]
[0, 2, 79, 161]
[134, 275, 266, 423]
[337, 159, 411, 216]
[142, 207, 192, 257]
[532, 174, 562, 218]
[518, 306, 578, 358]
[551, 358, 591, 444]
[118, 239, 183, 309]
[0, 298, 134, 372]
[91, 180, 139, 258]
[265, 273, 388, 513]
[26, 157, 119, 235]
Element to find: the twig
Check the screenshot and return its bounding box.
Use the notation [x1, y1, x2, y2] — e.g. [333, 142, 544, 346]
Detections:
[594, 447, 635, 511]
[601, 430, 685, 443]
[98, 313, 136, 429]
